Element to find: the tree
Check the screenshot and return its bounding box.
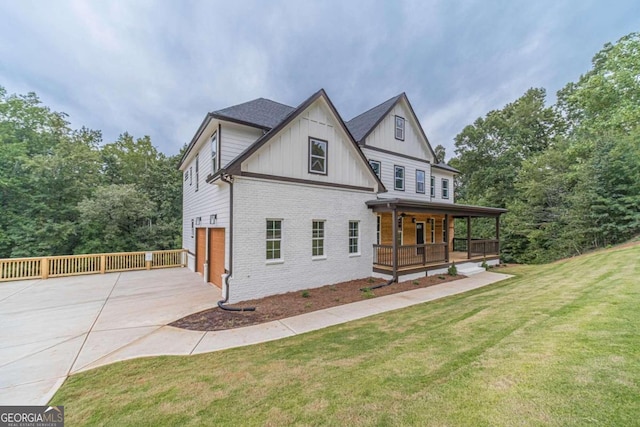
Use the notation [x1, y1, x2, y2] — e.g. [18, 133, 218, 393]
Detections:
[434, 144, 446, 163]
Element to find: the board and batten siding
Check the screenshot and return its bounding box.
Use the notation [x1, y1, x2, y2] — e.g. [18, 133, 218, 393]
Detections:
[220, 123, 262, 167]
[230, 176, 376, 303]
[241, 99, 378, 190]
[182, 144, 230, 275]
[363, 99, 434, 162]
[362, 147, 432, 202]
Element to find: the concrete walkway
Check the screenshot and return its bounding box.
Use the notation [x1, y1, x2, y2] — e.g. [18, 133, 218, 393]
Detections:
[0, 270, 512, 406]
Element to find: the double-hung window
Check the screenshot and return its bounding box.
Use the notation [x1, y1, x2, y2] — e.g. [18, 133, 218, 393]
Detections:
[211, 132, 219, 174]
[442, 179, 449, 199]
[349, 221, 359, 255]
[309, 138, 328, 175]
[416, 170, 425, 194]
[312, 220, 325, 257]
[195, 154, 199, 192]
[430, 175, 435, 197]
[369, 160, 381, 179]
[266, 219, 282, 261]
[394, 165, 405, 191]
[190, 167, 193, 186]
[395, 116, 405, 140]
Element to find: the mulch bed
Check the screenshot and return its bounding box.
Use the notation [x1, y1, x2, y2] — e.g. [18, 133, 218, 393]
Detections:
[169, 273, 466, 331]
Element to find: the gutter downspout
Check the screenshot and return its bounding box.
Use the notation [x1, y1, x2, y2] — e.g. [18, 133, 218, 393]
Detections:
[217, 173, 255, 312]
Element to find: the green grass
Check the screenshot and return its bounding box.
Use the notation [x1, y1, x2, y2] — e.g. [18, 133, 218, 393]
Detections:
[52, 244, 640, 426]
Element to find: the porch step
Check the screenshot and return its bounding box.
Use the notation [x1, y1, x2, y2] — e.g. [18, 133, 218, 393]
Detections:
[455, 262, 486, 276]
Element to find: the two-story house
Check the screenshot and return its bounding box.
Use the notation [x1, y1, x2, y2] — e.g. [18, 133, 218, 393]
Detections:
[179, 89, 505, 304]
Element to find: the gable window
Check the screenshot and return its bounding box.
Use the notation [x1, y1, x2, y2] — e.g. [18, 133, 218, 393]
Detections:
[309, 138, 328, 175]
[349, 221, 359, 255]
[442, 178, 449, 199]
[211, 132, 219, 174]
[195, 154, 199, 192]
[395, 116, 405, 140]
[430, 175, 435, 197]
[312, 220, 325, 258]
[416, 170, 425, 194]
[369, 160, 381, 179]
[394, 165, 405, 191]
[266, 219, 282, 261]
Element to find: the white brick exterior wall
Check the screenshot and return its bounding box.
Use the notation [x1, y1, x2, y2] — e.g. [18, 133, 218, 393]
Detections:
[230, 176, 376, 303]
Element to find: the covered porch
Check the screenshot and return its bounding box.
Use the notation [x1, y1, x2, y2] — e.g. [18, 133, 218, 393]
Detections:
[366, 199, 507, 276]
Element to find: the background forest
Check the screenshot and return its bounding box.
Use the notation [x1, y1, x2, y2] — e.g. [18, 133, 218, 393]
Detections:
[1, 32, 638, 263]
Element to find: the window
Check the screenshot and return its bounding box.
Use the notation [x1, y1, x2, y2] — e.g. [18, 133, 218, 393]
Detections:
[312, 220, 325, 257]
[184, 170, 189, 181]
[369, 160, 381, 179]
[416, 170, 425, 194]
[430, 175, 435, 197]
[442, 178, 449, 199]
[429, 218, 435, 243]
[395, 116, 405, 140]
[266, 220, 282, 260]
[376, 215, 381, 245]
[190, 167, 193, 186]
[309, 138, 328, 175]
[195, 154, 199, 192]
[397, 217, 403, 245]
[349, 221, 359, 254]
[442, 218, 446, 243]
[394, 165, 405, 191]
[191, 219, 194, 238]
[211, 132, 219, 174]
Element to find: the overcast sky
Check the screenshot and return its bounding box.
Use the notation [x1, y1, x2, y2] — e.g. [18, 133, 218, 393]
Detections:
[1, 1, 638, 159]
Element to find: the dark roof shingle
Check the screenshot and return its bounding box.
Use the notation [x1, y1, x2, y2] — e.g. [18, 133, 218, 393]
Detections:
[213, 98, 295, 129]
[345, 94, 403, 142]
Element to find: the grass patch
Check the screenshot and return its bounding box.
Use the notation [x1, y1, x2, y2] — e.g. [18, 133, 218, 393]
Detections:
[52, 244, 640, 426]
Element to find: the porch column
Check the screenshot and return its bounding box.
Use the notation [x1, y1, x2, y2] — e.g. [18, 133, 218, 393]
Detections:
[467, 216, 471, 260]
[444, 215, 449, 262]
[392, 208, 398, 281]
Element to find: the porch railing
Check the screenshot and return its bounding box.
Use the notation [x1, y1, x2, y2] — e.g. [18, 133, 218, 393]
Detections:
[373, 243, 447, 268]
[0, 249, 187, 282]
[469, 239, 500, 257]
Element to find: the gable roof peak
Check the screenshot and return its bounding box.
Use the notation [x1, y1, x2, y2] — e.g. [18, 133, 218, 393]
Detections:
[345, 93, 404, 143]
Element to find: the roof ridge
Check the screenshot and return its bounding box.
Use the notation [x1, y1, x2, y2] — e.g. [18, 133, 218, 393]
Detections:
[346, 93, 403, 123]
[256, 97, 295, 109]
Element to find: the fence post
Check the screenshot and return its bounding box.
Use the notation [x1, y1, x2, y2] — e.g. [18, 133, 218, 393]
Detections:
[100, 255, 106, 274]
[41, 257, 49, 279]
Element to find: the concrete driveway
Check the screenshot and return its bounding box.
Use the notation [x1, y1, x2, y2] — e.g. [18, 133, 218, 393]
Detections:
[0, 268, 221, 405]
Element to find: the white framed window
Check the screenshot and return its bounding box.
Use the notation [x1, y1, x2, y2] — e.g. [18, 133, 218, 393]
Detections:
[442, 178, 449, 199]
[312, 220, 325, 257]
[349, 221, 359, 255]
[369, 160, 381, 179]
[395, 115, 405, 140]
[309, 138, 328, 175]
[397, 217, 403, 245]
[266, 219, 282, 261]
[376, 215, 381, 245]
[190, 167, 193, 186]
[416, 170, 425, 194]
[394, 165, 405, 191]
[195, 154, 199, 192]
[211, 132, 219, 174]
[430, 175, 435, 197]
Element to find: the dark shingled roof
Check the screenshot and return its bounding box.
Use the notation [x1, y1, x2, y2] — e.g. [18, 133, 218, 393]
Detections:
[213, 98, 295, 129]
[432, 162, 460, 174]
[346, 94, 403, 142]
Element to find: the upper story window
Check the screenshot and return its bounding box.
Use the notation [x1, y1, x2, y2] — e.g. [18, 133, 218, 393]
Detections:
[266, 219, 282, 261]
[369, 160, 381, 179]
[430, 175, 435, 197]
[190, 167, 193, 186]
[195, 154, 199, 192]
[416, 170, 425, 194]
[184, 170, 189, 182]
[394, 165, 405, 191]
[395, 116, 405, 140]
[309, 138, 328, 175]
[211, 132, 219, 174]
[312, 220, 325, 258]
[442, 178, 449, 199]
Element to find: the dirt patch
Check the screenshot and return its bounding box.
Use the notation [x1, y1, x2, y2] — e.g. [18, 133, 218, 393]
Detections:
[170, 274, 465, 331]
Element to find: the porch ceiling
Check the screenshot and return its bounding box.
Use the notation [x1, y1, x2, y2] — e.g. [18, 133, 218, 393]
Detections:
[366, 198, 507, 217]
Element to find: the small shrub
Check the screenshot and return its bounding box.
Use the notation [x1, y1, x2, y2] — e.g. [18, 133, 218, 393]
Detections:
[301, 290, 310, 298]
[367, 277, 375, 284]
[412, 280, 420, 286]
[361, 289, 376, 299]
[481, 260, 489, 269]
[438, 275, 446, 280]
[448, 262, 457, 276]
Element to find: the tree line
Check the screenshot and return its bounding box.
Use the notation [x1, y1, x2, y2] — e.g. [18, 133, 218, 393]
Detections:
[0, 89, 183, 258]
[449, 32, 640, 263]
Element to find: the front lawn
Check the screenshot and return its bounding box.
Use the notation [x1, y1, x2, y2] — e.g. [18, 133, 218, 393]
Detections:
[52, 243, 640, 426]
